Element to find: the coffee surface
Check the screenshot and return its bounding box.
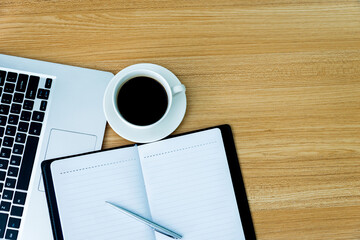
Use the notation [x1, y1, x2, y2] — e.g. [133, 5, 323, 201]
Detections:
[117, 76, 168, 126]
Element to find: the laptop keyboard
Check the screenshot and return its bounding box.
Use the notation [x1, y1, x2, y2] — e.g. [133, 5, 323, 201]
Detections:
[0, 70, 52, 239]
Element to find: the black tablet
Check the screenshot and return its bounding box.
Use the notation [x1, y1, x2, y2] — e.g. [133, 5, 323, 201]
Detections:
[42, 125, 256, 239]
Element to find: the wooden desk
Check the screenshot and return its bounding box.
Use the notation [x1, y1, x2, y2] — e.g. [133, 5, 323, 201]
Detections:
[1, 0, 359, 239]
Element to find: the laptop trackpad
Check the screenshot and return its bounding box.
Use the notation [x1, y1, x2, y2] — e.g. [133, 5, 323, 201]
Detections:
[38, 129, 97, 191]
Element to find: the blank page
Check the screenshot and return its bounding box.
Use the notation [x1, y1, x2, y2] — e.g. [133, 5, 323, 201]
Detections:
[138, 128, 245, 240]
[51, 146, 155, 240]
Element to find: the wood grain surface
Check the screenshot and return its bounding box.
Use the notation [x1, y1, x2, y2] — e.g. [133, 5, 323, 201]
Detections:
[1, 0, 360, 239]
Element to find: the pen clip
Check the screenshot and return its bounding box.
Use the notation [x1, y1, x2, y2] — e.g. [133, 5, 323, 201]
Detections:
[154, 228, 182, 239]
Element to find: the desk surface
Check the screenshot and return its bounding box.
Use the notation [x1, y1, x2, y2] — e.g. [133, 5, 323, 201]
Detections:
[1, 0, 359, 239]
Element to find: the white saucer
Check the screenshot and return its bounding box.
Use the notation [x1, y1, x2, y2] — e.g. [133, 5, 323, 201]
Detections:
[103, 63, 187, 143]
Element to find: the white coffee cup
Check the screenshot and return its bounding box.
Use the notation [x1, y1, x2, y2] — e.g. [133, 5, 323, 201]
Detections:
[103, 63, 187, 143]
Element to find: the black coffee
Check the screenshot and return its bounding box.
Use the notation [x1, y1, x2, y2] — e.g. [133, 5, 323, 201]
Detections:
[117, 76, 168, 126]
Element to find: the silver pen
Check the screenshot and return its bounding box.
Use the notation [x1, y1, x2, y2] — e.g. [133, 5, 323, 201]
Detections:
[105, 201, 182, 239]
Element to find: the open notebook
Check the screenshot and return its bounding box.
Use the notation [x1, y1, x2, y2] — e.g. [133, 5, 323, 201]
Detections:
[42, 125, 256, 240]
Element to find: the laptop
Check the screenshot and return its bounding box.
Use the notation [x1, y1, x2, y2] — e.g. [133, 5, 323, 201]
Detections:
[0, 54, 113, 240]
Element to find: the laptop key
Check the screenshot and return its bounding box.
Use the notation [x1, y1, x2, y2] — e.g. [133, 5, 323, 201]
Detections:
[25, 76, 39, 99]
[10, 205, 23, 217]
[0, 71, 6, 86]
[20, 111, 31, 121]
[29, 122, 42, 135]
[0, 127, 4, 137]
[3, 136, 14, 147]
[5, 126, 16, 136]
[23, 100, 34, 110]
[6, 72, 17, 83]
[10, 104, 21, 114]
[0, 171, 5, 180]
[4, 83, 15, 94]
[0, 201, 11, 211]
[15, 74, 28, 92]
[13, 93, 24, 103]
[13, 192, 26, 205]
[0, 148, 11, 158]
[8, 115, 19, 125]
[0, 115, 7, 126]
[45, 78, 52, 89]
[12, 145, 24, 155]
[16, 136, 39, 191]
[8, 167, 19, 178]
[5, 178, 16, 189]
[0, 213, 8, 238]
[8, 217, 20, 229]
[0, 105, 10, 115]
[0, 159, 9, 170]
[37, 89, 50, 100]
[5, 229, 18, 239]
[32, 111, 44, 122]
[0, 159, 9, 169]
[1, 93, 12, 104]
[10, 156, 21, 166]
[15, 133, 26, 143]
[40, 101, 47, 111]
[2, 190, 14, 200]
[18, 122, 29, 133]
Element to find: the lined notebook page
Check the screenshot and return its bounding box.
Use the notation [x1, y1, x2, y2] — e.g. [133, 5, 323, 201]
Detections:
[138, 128, 245, 240]
[51, 146, 155, 240]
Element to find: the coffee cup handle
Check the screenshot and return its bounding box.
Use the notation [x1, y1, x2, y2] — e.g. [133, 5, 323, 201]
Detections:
[172, 84, 186, 96]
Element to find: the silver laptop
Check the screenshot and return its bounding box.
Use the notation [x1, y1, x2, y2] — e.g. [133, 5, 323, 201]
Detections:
[0, 54, 113, 240]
